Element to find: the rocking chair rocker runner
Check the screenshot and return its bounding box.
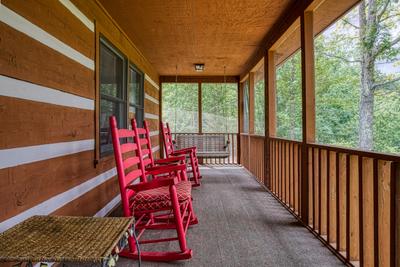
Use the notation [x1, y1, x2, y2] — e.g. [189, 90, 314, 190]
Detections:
[110, 116, 197, 261]
[161, 122, 201, 186]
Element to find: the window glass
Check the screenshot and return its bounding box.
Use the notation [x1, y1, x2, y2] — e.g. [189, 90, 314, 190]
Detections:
[99, 39, 126, 156]
[129, 66, 143, 106]
[162, 83, 199, 133]
[128, 66, 144, 126]
[202, 83, 238, 133]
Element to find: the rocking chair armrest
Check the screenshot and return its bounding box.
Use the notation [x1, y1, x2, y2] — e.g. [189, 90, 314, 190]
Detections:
[145, 163, 186, 176]
[154, 156, 185, 164]
[127, 177, 178, 192]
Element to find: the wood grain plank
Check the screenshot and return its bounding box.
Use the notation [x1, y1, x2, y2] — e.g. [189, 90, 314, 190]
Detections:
[3, 0, 94, 59]
[362, 157, 375, 267]
[0, 96, 93, 149]
[349, 155, 360, 261]
[329, 151, 337, 245]
[378, 160, 391, 267]
[0, 23, 94, 99]
[0, 151, 115, 222]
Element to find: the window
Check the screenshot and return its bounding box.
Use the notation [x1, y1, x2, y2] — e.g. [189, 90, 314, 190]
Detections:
[99, 39, 127, 156]
[254, 63, 265, 135]
[98, 37, 145, 157]
[128, 65, 144, 127]
[243, 80, 249, 133]
[202, 83, 238, 133]
[314, 1, 400, 153]
[162, 83, 199, 133]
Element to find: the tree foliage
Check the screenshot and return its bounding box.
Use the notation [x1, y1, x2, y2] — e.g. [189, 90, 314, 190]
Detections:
[273, 0, 399, 154]
[162, 83, 238, 133]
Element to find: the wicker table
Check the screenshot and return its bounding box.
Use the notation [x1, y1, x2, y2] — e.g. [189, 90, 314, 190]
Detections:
[0, 216, 134, 267]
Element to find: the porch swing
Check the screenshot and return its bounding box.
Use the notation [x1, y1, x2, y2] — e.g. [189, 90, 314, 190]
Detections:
[175, 66, 230, 160]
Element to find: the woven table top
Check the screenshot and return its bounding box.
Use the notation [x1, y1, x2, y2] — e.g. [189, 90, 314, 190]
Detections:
[0, 215, 134, 263]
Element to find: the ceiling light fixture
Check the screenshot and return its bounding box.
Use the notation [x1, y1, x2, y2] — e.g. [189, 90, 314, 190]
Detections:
[194, 63, 205, 72]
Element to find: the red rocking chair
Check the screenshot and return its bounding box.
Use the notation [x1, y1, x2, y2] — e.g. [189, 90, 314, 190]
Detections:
[110, 116, 197, 261]
[160, 122, 201, 186]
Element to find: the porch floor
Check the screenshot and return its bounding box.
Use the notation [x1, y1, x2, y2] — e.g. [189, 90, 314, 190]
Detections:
[118, 166, 344, 267]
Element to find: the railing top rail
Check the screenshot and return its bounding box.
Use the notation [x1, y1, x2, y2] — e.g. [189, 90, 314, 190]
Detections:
[267, 136, 399, 161]
[308, 142, 400, 162]
[172, 132, 238, 135]
[269, 136, 303, 145]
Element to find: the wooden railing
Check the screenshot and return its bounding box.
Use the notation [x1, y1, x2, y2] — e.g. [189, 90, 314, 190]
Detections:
[269, 137, 302, 216]
[266, 137, 400, 267]
[240, 134, 265, 184]
[306, 143, 399, 266]
[172, 133, 238, 164]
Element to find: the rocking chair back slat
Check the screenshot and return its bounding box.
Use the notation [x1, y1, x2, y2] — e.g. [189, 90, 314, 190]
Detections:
[143, 158, 152, 166]
[120, 143, 138, 153]
[141, 148, 151, 156]
[124, 169, 144, 186]
[117, 129, 136, 138]
[123, 157, 141, 170]
[137, 128, 147, 135]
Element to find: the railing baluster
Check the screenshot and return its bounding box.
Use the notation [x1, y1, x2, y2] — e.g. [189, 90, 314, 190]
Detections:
[373, 158, 379, 267]
[346, 153, 350, 261]
[327, 150, 330, 243]
[358, 156, 364, 267]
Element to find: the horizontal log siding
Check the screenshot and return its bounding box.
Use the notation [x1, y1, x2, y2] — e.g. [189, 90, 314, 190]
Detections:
[0, 0, 160, 230]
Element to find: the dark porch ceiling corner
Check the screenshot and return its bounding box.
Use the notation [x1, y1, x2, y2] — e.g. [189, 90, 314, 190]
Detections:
[98, 0, 293, 76]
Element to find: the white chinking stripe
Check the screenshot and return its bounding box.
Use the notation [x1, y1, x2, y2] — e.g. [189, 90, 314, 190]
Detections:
[149, 130, 159, 137]
[0, 168, 117, 232]
[0, 75, 94, 110]
[0, 4, 94, 70]
[145, 74, 160, 90]
[58, 0, 94, 32]
[152, 145, 160, 153]
[94, 194, 121, 217]
[145, 113, 159, 120]
[0, 139, 94, 169]
[145, 93, 159, 105]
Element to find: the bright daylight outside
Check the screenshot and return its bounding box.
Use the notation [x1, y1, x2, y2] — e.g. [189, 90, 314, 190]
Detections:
[275, 0, 400, 154]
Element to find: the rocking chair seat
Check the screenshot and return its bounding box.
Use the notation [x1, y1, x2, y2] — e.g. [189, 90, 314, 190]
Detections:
[133, 181, 192, 211]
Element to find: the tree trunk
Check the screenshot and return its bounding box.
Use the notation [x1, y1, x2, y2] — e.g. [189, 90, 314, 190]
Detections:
[359, 66, 374, 150]
[358, 1, 377, 151]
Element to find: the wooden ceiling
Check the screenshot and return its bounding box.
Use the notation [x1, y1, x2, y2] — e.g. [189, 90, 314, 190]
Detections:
[98, 0, 293, 76]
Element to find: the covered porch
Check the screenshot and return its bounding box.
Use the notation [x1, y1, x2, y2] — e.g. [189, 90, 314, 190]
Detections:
[0, 0, 399, 266]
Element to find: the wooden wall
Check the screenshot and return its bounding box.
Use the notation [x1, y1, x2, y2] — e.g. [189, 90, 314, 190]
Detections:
[0, 0, 160, 232]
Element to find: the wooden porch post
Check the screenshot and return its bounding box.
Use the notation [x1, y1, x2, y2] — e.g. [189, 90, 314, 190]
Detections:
[238, 81, 243, 164]
[248, 72, 255, 134]
[300, 11, 316, 224]
[159, 81, 164, 158]
[265, 50, 277, 189]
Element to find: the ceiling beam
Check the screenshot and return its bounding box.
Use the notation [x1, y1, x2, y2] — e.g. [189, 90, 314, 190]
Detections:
[160, 75, 240, 84]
